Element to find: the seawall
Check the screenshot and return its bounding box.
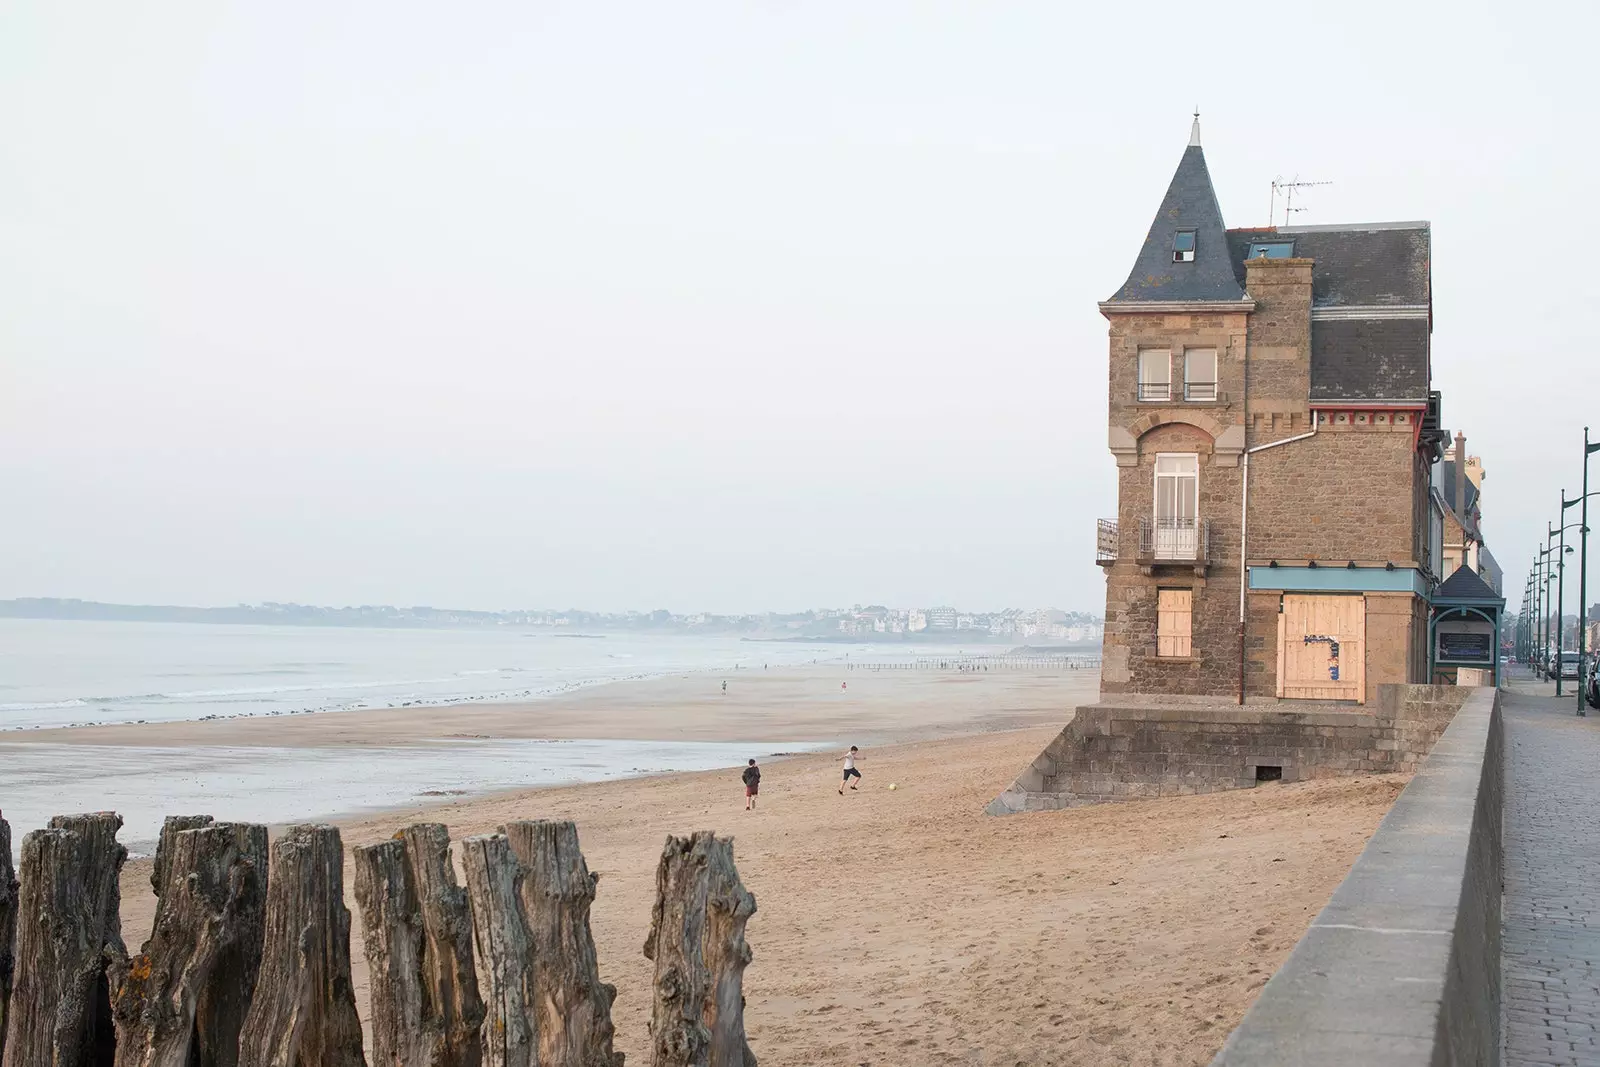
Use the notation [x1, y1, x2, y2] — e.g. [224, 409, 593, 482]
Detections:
[1210, 684, 1502, 1064]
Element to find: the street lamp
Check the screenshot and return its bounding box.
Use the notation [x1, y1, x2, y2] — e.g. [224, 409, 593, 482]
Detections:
[1536, 544, 1554, 677]
[1554, 517, 1582, 697]
[1579, 427, 1600, 714]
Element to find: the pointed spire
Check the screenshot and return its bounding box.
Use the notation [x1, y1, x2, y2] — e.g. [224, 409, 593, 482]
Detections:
[1103, 118, 1247, 305]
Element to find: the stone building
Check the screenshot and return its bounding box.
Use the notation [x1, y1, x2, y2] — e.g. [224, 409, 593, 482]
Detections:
[1094, 118, 1448, 705]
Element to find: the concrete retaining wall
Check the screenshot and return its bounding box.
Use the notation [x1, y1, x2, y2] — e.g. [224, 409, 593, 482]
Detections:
[987, 684, 1469, 815]
[1210, 685, 1502, 1065]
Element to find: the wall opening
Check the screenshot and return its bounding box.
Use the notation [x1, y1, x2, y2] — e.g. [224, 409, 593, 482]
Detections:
[1255, 764, 1283, 782]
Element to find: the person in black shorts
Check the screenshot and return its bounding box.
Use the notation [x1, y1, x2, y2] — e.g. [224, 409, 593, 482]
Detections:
[742, 758, 761, 811]
[838, 745, 862, 794]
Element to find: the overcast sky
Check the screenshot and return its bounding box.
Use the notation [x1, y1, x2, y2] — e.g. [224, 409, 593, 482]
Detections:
[1, 2, 1591, 615]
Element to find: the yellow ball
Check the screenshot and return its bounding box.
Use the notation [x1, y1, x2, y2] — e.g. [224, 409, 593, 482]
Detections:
[888, 783, 897, 791]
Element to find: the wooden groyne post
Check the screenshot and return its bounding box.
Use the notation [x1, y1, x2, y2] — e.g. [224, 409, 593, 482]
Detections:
[0, 815, 18, 1066]
[353, 823, 484, 1067]
[2, 811, 127, 1067]
[109, 815, 269, 1067]
[238, 824, 367, 1067]
[461, 820, 621, 1067]
[643, 832, 756, 1067]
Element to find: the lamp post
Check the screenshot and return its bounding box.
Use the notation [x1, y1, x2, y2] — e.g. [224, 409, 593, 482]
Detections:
[1548, 517, 1584, 696]
[1537, 542, 1555, 678]
[1580, 427, 1600, 713]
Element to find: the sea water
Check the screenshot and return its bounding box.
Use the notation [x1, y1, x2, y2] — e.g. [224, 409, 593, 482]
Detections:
[0, 618, 846, 731]
[0, 619, 883, 854]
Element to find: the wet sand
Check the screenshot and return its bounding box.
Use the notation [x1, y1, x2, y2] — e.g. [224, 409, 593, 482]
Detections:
[15, 665, 1101, 747]
[114, 723, 1404, 1066]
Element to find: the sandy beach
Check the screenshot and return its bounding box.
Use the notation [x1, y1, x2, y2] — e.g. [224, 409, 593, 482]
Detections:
[96, 665, 1404, 1066]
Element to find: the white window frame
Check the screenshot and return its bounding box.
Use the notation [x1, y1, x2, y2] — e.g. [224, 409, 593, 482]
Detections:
[1138, 349, 1171, 402]
[1153, 453, 1200, 560]
[1184, 348, 1218, 402]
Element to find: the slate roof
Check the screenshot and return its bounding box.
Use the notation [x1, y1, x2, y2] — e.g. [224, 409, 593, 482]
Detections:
[1435, 564, 1504, 605]
[1106, 129, 1433, 401]
[1105, 144, 1250, 305]
[1225, 222, 1431, 307]
[1310, 318, 1431, 403]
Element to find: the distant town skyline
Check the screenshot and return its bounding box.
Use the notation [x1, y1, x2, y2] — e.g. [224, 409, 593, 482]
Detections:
[0, 597, 1104, 642]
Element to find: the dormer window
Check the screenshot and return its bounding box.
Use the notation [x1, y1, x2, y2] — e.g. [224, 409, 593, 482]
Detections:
[1172, 231, 1196, 263]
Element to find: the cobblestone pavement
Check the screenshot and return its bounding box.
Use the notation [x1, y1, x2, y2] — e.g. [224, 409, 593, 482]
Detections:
[1502, 678, 1600, 1066]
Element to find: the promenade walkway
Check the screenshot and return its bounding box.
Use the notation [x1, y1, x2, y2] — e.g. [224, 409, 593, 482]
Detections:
[1501, 676, 1600, 1066]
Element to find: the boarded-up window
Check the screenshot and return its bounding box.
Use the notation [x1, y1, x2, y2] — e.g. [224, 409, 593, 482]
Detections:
[1157, 589, 1192, 657]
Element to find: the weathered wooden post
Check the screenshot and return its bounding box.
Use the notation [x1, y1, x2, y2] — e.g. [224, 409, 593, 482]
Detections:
[353, 824, 484, 1067]
[237, 824, 367, 1067]
[2, 811, 127, 1067]
[643, 832, 756, 1067]
[0, 815, 18, 1067]
[109, 816, 269, 1067]
[460, 821, 622, 1067]
[461, 833, 534, 1067]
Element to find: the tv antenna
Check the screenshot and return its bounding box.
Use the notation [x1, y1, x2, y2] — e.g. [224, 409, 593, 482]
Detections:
[1269, 175, 1333, 227]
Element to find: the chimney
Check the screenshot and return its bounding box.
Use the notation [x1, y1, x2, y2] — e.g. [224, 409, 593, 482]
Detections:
[1454, 431, 1467, 520]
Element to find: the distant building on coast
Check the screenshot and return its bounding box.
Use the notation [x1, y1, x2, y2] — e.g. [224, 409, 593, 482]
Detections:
[1091, 115, 1501, 703]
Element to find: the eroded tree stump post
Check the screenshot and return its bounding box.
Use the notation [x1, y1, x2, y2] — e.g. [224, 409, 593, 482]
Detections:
[109, 816, 269, 1067]
[461, 834, 534, 1067]
[2, 811, 127, 1067]
[354, 824, 484, 1067]
[461, 822, 621, 1067]
[0, 815, 19, 1067]
[643, 833, 756, 1067]
[238, 824, 367, 1067]
[502, 821, 620, 1067]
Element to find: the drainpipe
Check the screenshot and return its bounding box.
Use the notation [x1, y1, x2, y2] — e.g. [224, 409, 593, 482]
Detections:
[1237, 418, 1321, 704]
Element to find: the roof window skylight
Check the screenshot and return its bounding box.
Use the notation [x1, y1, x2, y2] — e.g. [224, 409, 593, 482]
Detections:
[1172, 231, 1196, 263]
[1247, 241, 1295, 259]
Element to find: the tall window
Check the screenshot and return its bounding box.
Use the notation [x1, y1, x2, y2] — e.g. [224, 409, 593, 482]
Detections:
[1157, 589, 1193, 656]
[1154, 453, 1199, 559]
[1184, 348, 1217, 401]
[1138, 349, 1171, 402]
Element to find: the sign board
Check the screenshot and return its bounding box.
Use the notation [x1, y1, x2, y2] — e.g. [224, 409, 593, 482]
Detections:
[1437, 631, 1493, 663]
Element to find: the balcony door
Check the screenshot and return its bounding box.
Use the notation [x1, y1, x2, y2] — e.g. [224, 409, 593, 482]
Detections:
[1153, 454, 1198, 560]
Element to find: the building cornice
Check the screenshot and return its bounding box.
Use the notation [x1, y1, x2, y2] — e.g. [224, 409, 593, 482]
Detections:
[1310, 305, 1430, 321]
[1098, 299, 1257, 316]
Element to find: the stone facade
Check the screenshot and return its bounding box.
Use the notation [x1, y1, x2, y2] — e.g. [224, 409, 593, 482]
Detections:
[986, 684, 1469, 814]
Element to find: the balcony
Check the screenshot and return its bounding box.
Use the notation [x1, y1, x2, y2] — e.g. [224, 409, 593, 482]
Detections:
[1095, 519, 1118, 566]
[1136, 516, 1212, 576]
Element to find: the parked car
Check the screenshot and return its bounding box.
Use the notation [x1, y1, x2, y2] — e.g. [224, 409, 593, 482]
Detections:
[1557, 651, 1583, 681]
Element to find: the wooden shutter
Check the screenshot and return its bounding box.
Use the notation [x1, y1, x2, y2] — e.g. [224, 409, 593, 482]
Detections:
[1278, 594, 1366, 702]
[1157, 589, 1193, 657]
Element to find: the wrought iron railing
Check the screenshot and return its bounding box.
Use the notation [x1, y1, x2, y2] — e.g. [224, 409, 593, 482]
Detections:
[1184, 380, 1218, 401]
[1137, 381, 1171, 402]
[1138, 516, 1211, 564]
[1096, 519, 1118, 564]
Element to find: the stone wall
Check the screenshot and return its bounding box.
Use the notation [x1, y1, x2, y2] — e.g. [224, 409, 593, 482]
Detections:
[1246, 429, 1420, 564]
[1210, 686, 1502, 1065]
[986, 684, 1469, 815]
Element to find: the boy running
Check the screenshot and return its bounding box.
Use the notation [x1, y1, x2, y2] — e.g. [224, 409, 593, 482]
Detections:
[742, 758, 761, 811]
[838, 745, 862, 794]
